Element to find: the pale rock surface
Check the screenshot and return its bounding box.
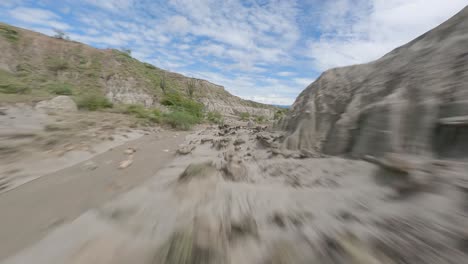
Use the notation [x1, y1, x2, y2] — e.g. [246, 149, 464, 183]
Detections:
[105, 76, 154, 107]
[283, 7, 468, 159]
[35, 96, 77, 112]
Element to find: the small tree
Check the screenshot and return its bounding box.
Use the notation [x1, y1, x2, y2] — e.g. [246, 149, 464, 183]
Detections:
[187, 78, 197, 98]
[160, 72, 167, 94]
[120, 48, 132, 57]
[52, 29, 70, 40]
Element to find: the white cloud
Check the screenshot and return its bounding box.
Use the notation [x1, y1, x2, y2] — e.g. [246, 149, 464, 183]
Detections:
[278, 72, 296, 77]
[0, 0, 22, 7]
[246, 95, 294, 106]
[68, 33, 129, 47]
[306, 0, 468, 71]
[167, 0, 300, 67]
[9, 7, 70, 30]
[83, 0, 134, 11]
[196, 44, 225, 57]
[165, 15, 191, 34]
[293, 78, 315, 87]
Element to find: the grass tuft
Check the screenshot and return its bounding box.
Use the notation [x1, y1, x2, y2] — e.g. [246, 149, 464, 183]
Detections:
[48, 82, 73, 95]
[254, 115, 266, 123]
[124, 104, 161, 123]
[239, 112, 250, 121]
[163, 111, 199, 130]
[206, 111, 224, 125]
[160, 92, 204, 130]
[0, 25, 19, 42]
[76, 95, 113, 111]
[0, 70, 30, 94]
[46, 57, 69, 72]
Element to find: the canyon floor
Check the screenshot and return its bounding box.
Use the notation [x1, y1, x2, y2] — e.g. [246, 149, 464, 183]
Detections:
[0, 127, 188, 260]
[1, 118, 467, 263]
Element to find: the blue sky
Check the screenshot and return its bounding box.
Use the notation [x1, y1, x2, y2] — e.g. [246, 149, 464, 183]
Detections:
[1, 0, 467, 105]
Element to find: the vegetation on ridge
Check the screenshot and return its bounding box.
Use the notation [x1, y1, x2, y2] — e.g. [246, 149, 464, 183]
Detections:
[0, 23, 277, 130]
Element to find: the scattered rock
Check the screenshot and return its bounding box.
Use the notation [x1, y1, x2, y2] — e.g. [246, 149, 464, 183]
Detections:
[212, 138, 231, 150]
[83, 161, 98, 171]
[118, 157, 133, 169]
[124, 147, 136, 155]
[201, 138, 214, 144]
[64, 144, 76, 152]
[222, 150, 248, 182]
[177, 144, 195, 155]
[35, 96, 78, 112]
[233, 138, 246, 146]
[256, 133, 278, 148]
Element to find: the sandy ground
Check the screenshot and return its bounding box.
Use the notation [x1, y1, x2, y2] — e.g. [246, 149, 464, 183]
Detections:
[0, 104, 160, 193]
[0, 130, 188, 260]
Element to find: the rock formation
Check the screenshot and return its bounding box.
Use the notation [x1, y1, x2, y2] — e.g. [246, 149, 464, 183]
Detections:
[283, 6, 468, 159]
[35, 96, 78, 112]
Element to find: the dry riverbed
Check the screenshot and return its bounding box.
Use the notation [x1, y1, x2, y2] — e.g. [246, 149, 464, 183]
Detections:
[0, 103, 162, 193]
[3, 123, 467, 263]
[0, 128, 189, 260]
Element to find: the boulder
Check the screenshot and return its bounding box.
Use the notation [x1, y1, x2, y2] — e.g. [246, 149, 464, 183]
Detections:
[35, 96, 78, 112]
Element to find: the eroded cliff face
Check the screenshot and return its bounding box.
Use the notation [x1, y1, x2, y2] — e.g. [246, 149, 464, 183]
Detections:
[283, 6, 468, 159]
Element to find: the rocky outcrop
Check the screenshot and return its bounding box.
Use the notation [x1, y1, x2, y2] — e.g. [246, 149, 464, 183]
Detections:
[104, 75, 154, 107]
[35, 96, 78, 112]
[201, 98, 275, 118]
[283, 6, 468, 159]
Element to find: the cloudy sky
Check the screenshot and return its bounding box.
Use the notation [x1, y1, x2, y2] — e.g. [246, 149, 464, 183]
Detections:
[1, 0, 467, 105]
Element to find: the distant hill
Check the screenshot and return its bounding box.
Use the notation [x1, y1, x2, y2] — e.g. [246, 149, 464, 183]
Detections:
[273, 105, 290, 109]
[0, 23, 276, 118]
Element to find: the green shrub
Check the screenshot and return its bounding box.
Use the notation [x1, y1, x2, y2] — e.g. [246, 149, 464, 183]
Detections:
[206, 111, 224, 125]
[76, 95, 113, 111]
[124, 104, 161, 123]
[0, 83, 30, 94]
[239, 112, 250, 121]
[274, 109, 288, 120]
[125, 104, 147, 117]
[186, 78, 197, 98]
[0, 70, 30, 94]
[255, 115, 266, 123]
[143, 63, 156, 69]
[48, 83, 73, 95]
[163, 111, 199, 130]
[149, 109, 162, 123]
[16, 63, 33, 74]
[161, 92, 204, 119]
[47, 58, 69, 72]
[0, 25, 19, 42]
[113, 49, 132, 62]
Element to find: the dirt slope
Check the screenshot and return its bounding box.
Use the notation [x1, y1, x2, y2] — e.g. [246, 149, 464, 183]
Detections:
[0, 23, 275, 118]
